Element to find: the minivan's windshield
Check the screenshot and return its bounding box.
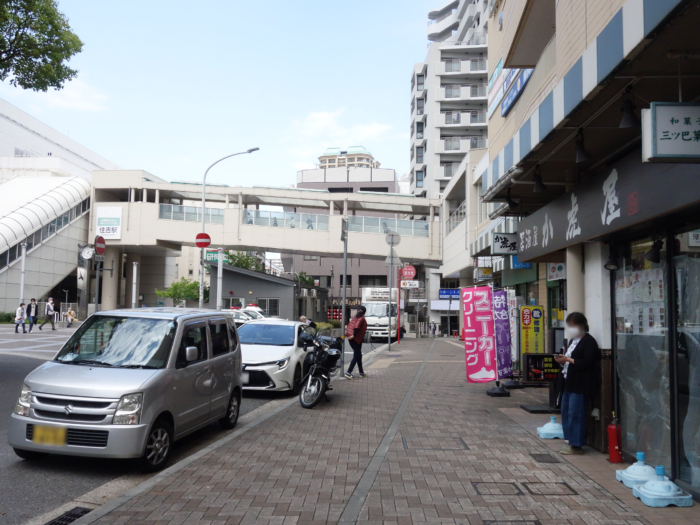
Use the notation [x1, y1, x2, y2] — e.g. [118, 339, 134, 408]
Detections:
[55, 316, 177, 368]
[362, 303, 397, 318]
[238, 323, 295, 346]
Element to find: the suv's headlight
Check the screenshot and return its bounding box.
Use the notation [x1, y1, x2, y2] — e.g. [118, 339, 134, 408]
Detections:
[113, 393, 143, 425]
[14, 384, 31, 416]
[276, 357, 290, 371]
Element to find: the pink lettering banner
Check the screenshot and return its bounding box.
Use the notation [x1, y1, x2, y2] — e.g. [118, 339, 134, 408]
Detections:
[462, 286, 497, 383]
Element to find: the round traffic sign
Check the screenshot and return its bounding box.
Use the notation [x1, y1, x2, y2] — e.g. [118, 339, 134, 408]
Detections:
[385, 231, 401, 246]
[94, 235, 106, 255]
[402, 265, 416, 279]
[195, 232, 211, 248]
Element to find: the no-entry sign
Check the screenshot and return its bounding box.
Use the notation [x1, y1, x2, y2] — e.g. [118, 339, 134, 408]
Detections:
[402, 265, 416, 280]
[195, 233, 211, 248]
[94, 235, 106, 255]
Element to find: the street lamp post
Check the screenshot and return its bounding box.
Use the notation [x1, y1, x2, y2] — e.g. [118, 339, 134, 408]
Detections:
[199, 148, 259, 308]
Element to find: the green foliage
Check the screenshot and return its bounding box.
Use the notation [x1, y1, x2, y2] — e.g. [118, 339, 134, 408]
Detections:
[326, 319, 341, 328]
[226, 251, 263, 272]
[0, 0, 84, 91]
[296, 271, 315, 285]
[0, 312, 14, 323]
[155, 277, 202, 307]
[313, 322, 333, 332]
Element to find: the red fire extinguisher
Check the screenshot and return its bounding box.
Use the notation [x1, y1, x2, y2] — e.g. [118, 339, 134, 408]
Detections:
[608, 411, 623, 464]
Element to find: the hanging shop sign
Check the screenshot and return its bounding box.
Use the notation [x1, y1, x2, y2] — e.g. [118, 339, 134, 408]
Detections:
[462, 286, 497, 383]
[492, 232, 518, 255]
[95, 207, 122, 240]
[439, 288, 460, 300]
[547, 263, 566, 281]
[473, 267, 493, 281]
[642, 102, 700, 162]
[690, 230, 700, 247]
[205, 250, 230, 263]
[516, 149, 700, 261]
[492, 290, 513, 378]
[520, 305, 545, 354]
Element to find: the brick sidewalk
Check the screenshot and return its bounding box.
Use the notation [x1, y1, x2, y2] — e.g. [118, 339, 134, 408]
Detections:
[80, 338, 695, 525]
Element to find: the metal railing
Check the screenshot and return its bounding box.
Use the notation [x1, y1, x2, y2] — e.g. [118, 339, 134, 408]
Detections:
[242, 211, 329, 231]
[158, 204, 225, 224]
[446, 200, 467, 234]
[347, 216, 430, 237]
[442, 136, 487, 151]
[428, 8, 456, 25]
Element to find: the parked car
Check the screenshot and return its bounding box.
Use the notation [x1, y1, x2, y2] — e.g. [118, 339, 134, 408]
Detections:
[240, 309, 268, 320]
[8, 308, 242, 472]
[237, 319, 312, 392]
[230, 310, 250, 329]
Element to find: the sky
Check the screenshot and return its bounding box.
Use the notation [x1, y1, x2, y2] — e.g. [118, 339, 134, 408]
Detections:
[0, 0, 437, 187]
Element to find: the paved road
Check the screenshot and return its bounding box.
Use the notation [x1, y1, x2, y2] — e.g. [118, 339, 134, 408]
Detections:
[0, 327, 279, 525]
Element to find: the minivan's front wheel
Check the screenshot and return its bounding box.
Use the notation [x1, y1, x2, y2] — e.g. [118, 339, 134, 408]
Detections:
[219, 390, 240, 430]
[299, 375, 326, 409]
[141, 419, 173, 472]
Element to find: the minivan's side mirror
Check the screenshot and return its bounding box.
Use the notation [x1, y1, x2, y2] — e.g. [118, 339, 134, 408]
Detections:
[185, 346, 199, 362]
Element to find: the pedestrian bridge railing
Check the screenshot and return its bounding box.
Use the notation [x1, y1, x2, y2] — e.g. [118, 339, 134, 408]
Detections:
[242, 210, 330, 231]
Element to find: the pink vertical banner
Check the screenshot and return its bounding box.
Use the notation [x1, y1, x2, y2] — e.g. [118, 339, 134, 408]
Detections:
[462, 286, 497, 383]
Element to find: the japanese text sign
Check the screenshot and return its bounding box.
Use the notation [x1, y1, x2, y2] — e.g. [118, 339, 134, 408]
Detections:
[462, 286, 497, 383]
[520, 305, 544, 354]
[95, 207, 122, 240]
[492, 290, 512, 379]
[644, 102, 700, 161]
[492, 232, 518, 255]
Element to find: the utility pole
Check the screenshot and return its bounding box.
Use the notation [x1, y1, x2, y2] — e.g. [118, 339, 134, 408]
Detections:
[340, 218, 348, 374]
[216, 247, 223, 311]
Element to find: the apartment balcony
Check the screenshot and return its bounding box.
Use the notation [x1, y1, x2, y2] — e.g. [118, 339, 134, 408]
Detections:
[437, 83, 486, 102]
[439, 32, 487, 49]
[438, 58, 487, 76]
[434, 136, 487, 154]
[427, 9, 459, 41]
[436, 163, 461, 179]
[437, 110, 487, 128]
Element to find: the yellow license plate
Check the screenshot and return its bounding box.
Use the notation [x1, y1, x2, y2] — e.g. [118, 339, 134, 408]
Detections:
[32, 425, 66, 446]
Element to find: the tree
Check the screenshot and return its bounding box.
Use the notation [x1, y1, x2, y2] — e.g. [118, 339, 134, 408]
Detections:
[296, 271, 315, 285]
[155, 277, 201, 307]
[0, 0, 83, 91]
[227, 251, 263, 272]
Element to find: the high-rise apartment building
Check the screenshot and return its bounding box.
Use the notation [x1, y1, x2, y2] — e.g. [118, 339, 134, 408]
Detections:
[409, 0, 489, 199]
[409, 0, 490, 333]
[318, 146, 381, 170]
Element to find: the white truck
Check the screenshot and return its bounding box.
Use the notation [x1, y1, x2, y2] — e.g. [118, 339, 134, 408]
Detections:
[361, 288, 398, 339]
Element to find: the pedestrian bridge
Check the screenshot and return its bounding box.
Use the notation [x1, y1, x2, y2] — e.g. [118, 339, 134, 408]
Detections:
[90, 170, 442, 265]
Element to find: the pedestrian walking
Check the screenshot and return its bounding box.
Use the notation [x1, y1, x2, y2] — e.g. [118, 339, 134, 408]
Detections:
[554, 312, 601, 455]
[344, 305, 368, 379]
[39, 298, 57, 331]
[14, 303, 26, 334]
[27, 298, 38, 333]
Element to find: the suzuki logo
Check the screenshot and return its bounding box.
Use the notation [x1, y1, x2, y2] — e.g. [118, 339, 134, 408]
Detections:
[64, 404, 74, 415]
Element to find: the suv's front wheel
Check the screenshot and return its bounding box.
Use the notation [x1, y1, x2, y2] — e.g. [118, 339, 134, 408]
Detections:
[141, 419, 173, 472]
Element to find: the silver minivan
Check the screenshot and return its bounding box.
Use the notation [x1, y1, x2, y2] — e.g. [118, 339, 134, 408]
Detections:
[8, 308, 242, 471]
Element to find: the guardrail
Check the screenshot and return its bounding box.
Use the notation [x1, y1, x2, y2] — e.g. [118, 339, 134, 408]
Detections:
[158, 204, 225, 224]
[446, 200, 467, 234]
[243, 211, 329, 231]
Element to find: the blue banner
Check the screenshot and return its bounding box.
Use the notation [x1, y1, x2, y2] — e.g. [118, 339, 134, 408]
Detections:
[439, 289, 460, 300]
[511, 255, 533, 270]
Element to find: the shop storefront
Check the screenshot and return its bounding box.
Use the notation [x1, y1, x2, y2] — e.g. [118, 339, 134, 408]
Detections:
[517, 148, 700, 499]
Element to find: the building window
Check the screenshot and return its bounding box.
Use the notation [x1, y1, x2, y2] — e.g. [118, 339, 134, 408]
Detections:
[312, 275, 333, 288]
[416, 171, 424, 188]
[188, 269, 193, 276]
[416, 74, 424, 91]
[445, 85, 460, 98]
[229, 297, 244, 308]
[303, 255, 318, 261]
[416, 122, 424, 138]
[417, 98, 424, 115]
[328, 187, 353, 193]
[416, 146, 424, 164]
[444, 137, 461, 150]
[360, 275, 387, 287]
[360, 187, 388, 192]
[444, 58, 461, 72]
[339, 275, 352, 287]
[257, 298, 280, 316]
[445, 111, 461, 124]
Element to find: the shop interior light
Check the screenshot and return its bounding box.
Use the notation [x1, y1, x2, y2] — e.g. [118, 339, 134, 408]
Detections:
[575, 131, 593, 163]
[644, 239, 664, 264]
[533, 165, 547, 193]
[505, 188, 519, 211]
[604, 246, 620, 271]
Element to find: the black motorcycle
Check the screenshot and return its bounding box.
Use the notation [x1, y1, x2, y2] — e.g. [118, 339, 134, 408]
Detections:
[298, 324, 342, 409]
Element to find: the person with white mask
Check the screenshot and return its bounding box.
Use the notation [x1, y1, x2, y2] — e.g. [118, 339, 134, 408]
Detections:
[554, 312, 601, 455]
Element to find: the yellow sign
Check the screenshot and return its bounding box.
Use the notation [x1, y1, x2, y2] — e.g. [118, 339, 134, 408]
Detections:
[32, 425, 66, 446]
[520, 305, 545, 354]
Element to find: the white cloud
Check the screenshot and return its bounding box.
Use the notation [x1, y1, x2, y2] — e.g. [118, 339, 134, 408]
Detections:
[0, 78, 107, 112]
[285, 109, 393, 168]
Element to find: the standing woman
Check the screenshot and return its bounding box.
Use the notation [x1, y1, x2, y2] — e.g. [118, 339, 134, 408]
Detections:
[344, 306, 368, 379]
[554, 312, 601, 455]
[15, 303, 26, 334]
